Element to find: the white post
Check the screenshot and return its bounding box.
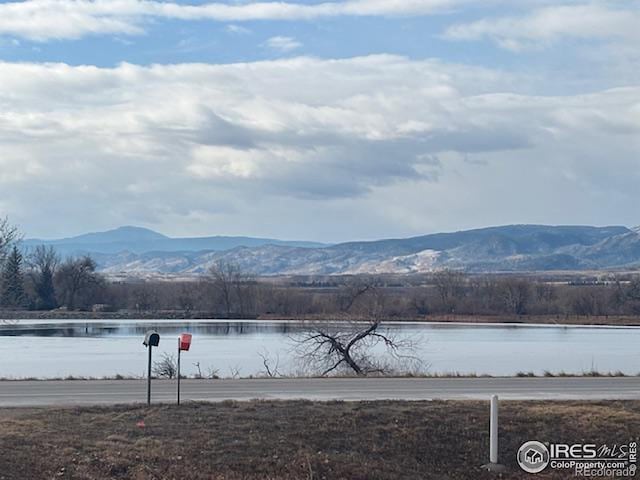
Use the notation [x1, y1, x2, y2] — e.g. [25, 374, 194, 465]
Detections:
[490, 395, 499, 464]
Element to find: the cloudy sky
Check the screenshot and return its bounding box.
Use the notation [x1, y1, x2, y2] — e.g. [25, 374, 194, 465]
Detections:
[0, 0, 638, 242]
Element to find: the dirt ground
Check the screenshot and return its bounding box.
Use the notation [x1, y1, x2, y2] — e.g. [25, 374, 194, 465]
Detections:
[0, 400, 637, 479]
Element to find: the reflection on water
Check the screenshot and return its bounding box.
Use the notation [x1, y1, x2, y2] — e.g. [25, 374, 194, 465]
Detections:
[0, 321, 312, 338]
[0, 320, 638, 379]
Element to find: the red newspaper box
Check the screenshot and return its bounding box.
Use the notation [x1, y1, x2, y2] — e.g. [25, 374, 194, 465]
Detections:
[179, 333, 192, 351]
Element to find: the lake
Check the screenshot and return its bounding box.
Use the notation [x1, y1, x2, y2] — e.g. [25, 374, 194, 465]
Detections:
[0, 320, 638, 378]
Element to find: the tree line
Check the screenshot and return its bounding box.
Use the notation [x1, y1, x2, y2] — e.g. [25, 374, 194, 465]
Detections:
[0, 218, 103, 310]
[100, 268, 640, 319]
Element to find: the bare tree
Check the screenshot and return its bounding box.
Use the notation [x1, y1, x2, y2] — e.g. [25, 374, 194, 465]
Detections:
[500, 278, 531, 315]
[257, 348, 280, 377]
[621, 276, 640, 314]
[468, 276, 501, 313]
[228, 365, 242, 379]
[207, 261, 256, 317]
[0, 217, 20, 267]
[131, 284, 161, 312]
[55, 256, 104, 310]
[153, 353, 177, 379]
[571, 288, 605, 316]
[433, 269, 465, 313]
[28, 245, 59, 310]
[337, 278, 374, 313]
[177, 284, 195, 313]
[411, 290, 430, 315]
[208, 261, 236, 316]
[293, 320, 422, 376]
[627, 277, 640, 301]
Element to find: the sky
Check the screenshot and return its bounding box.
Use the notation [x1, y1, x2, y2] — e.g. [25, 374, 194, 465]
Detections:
[0, 0, 638, 242]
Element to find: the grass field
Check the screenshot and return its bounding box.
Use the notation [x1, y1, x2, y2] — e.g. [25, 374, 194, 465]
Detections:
[0, 400, 638, 479]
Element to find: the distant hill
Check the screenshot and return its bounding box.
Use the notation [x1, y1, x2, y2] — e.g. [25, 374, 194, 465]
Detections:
[24, 224, 640, 276]
[23, 226, 327, 256]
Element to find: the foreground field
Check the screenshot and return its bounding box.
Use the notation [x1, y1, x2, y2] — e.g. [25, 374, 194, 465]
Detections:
[0, 400, 638, 479]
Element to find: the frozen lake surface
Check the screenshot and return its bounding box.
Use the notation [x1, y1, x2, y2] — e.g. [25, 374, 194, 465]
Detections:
[0, 320, 638, 378]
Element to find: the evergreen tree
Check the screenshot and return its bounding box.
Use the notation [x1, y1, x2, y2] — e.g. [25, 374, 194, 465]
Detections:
[1, 246, 26, 308]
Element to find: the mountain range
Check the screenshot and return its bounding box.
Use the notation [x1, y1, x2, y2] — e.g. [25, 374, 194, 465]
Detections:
[24, 226, 325, 256]
[24, 224, 640, 276]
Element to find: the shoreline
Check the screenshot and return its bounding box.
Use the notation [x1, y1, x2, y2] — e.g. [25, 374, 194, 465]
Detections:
[0, 371, 639, 382]
[3, 318, 640, 330]
[1, 310, 640, 326]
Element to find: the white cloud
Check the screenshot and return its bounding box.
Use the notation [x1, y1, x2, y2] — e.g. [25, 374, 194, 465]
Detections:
[0, 55, 639, 239]
[265, 35, 302, 52]
[445, 3, 640, 51]
[8, 0, 637, 53]
[225, 24, 252, 35]
[0, 0, 467, 41]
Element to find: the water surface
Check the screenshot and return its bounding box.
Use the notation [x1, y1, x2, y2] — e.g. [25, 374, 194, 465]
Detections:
[0, 320, 637, 378]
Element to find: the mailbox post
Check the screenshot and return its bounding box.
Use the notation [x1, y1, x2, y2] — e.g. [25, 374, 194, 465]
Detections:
[143, 331, 160, 405]
[177, 333, 192, 405]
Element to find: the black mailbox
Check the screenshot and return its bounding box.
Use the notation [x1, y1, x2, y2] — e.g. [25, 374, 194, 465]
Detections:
[143, 330, 160, 405]
[143, 331, 160, 347]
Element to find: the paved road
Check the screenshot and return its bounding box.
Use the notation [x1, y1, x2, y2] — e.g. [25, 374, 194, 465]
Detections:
[0, 377, 639, 406]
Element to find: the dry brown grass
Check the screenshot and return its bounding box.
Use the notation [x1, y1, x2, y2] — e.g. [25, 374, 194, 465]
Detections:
[0, 400, 638, 479]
